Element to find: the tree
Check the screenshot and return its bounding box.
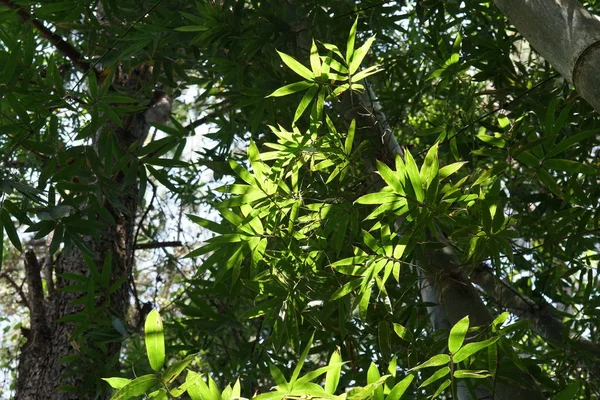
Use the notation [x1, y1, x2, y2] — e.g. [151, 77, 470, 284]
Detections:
[0, 1, 599, 399]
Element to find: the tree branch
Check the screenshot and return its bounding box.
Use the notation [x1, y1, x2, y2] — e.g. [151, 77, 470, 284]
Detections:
[472, 263, 600, 370]
[135, 240, 182, 250]
[24, 250, 49, 336]
[0, 0, 93, 73]
[0, 272, 28, 307]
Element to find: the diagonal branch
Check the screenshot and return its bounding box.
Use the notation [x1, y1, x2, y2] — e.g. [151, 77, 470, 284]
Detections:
[0, 0, 93, 73]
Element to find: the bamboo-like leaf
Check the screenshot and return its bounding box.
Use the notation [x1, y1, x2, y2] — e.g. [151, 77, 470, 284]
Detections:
[352, 64, 383, 82]
[452, 337, 498, 363]
[346, 18, 358, 63]
[552, 381, 581, 400]
[277, 51, 314, 81]
[453, 370, 491, 379]
[448, 316, 469, 353]
[386, 374, 414, 400]
[145, 309, 165, 372]
[409, 354, 450, 371]
[267, 81, 314, 98]
[290, 332, 315, 384]
[543, 159, 598, 174]
[310, 40, 321, 76]
[1, 209, 22, 252]
[419, 367, 450, 388]
[431, 379, 451, 399]
[325, 350, 343, 394]
[349, 36, 376, 75]
[438, 162, 467, 180]
[403, 149, 424, 201]
[293, 84, 318, 124]
[108, 374, 158, 400]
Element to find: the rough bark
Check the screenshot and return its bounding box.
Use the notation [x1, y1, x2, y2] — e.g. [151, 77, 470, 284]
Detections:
[494, 0, 600, 113]
[472, 263, 600, 376]
[8, 2, 172, 395]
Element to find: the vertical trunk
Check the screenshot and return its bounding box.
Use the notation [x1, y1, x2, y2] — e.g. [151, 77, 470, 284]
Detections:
[15, 66, 171, 399]
[494, 0, 600, 113]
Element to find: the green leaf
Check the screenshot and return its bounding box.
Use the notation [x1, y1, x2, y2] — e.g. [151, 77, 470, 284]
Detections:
[267, 81, 314, 98]
[392, 323, 413, 341]
[420, 142, 439, 188]
[102, 377, 131, 389]
[109, 374, 158, 400]
[325, 350, 343, 394]
[438, 162, 467, 180]
[164, 354, 196, 384]
[293, 84, 318, 124]
[144, 309, 165, 372]
[448, 316, 469, 353]
[352, 64, 383, 82]
[419, 367, 450, 388]
[546, 129, 598, 158]
[310, 40, 321, 76]
[290, 332, 315, 384]
[409, 354, 450, 371]
[404, 149, 424, 201]
[349, 35, 376, 75]
[452, 337, 498, 363]
[537, 168, 564, 198]
[386, 374, 413, 400]
[491, 311, 509, 331]
[346, 18, 358, 63]
[543, 159, 597, 174]
[1, 209, 22, 252]
[453, 370, 492, 379]
[277, 51, 314, 81]
[552, 381, 581, 400]
[431, 379, 451, 399]
[175, 25, 209, 31]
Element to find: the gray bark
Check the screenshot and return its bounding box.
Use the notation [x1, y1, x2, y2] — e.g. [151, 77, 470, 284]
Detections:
[15, 67, 171, 399]
[494, 0, 600, 113]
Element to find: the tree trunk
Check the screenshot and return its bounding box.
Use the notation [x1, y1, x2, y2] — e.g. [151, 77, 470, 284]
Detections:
[15, 64, 170, 400]
[494, 0, 600, 113]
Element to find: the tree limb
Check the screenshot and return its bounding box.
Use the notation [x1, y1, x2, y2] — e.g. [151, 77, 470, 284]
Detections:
[0, 0, 93, 74]
[24, 250, 49, 336]
[135, 240, 182, 250]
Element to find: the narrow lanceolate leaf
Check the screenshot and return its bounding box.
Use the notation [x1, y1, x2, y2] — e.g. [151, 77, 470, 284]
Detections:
[1, 209, 22, 252]
[552, 381, 581, 400]
[267, 81, 314, 98]
[403, 149, 424, 201]
[453, 370, 491, 379]
[409, 354, 450, 371]
[102, 377, 131, 389]
[452, 337, 498, 363]
[438, 162, 467, 180]
[346, 18, 358, 63]
[145, 309, 165, 372]
[377, 161, 404, 193]
[293, 84, 318, 124]
[419, 367, 450, 388]
[277, 51, 314, 81]
[386, 374, 414, 399]
[543, 159, 598, 174]
[351, 64, 383, 82]
[325, 350, 343, 394]
[431, 379, 451, 399]
[420, 143, 439, 187]
[448, 316, 469, 353]
[349, 35, 376, 75]
[345, 119, 356, 154]
[109, 374, 158, 400]
[310, 40, 321, 76]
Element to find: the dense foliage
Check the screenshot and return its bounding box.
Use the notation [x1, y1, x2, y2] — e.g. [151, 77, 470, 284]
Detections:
[0, 0, 599, 399]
